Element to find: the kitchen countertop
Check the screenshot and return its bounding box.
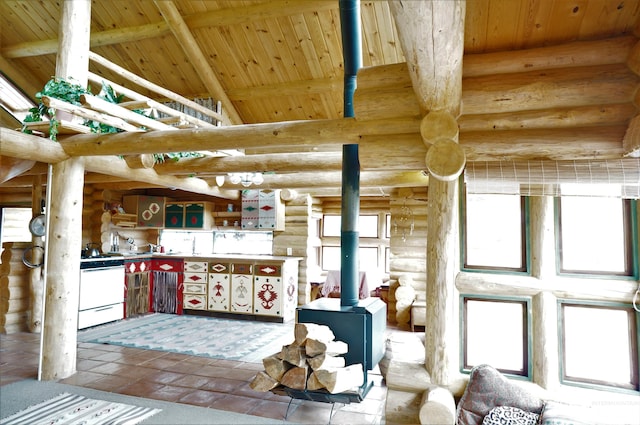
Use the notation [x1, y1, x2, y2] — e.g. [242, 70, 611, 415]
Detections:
[115, 252, 302, 261]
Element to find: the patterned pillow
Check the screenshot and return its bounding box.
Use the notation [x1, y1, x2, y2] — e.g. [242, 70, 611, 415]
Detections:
[482, 406, 540, 425]
[456, 364, 544, 425]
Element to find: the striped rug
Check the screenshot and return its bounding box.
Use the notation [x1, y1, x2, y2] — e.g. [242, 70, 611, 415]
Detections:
[0, 392, 161, 425]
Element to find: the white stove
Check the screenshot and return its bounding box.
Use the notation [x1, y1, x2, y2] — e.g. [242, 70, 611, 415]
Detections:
[78, 255, 125, 329]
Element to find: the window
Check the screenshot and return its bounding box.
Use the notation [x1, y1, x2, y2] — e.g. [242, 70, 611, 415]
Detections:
[560, 301, 638, 391]
[462, 296, 530, 377]
[321, 213, 389, 274]
[0, 73, 36, 123]
[0, 207, 33, 244]
[556, 196, 636, 277]
[461, 193, 528, 273]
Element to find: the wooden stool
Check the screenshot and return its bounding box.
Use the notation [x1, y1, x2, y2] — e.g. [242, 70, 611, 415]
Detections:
[410, 301, 426, 332]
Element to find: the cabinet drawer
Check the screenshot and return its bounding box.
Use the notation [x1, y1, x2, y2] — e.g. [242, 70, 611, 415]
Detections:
[183, 294, 207, 310]
[185, 261, 208, 273]
[209, 262, 230, 273]
[255, 263, 282, 277]
[184, 272, 208, 284]
[184, 282, 207, 295]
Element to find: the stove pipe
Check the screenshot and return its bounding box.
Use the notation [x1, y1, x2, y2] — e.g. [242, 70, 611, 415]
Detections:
[340, 144, 360, 307]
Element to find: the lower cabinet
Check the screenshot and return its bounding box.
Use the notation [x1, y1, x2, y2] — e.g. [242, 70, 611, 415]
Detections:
[151, 258, 184, 315]
[208, 262, 230, 312]
[124, 258, 151, 318]
[149, 256, 299, 322]
[183, 261, 208, 311]
[230, 263, 253, 313]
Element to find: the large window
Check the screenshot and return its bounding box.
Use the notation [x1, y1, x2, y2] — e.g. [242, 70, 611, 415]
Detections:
[556, 196, 636, 277]
[560, 301, 638, 391]
[462, 296, 530, 377]
[461, 193, 528, 273]
[321, 213, 389, 274]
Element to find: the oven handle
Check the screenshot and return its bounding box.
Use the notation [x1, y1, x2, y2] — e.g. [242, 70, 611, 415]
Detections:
[81, 266, 123, 272]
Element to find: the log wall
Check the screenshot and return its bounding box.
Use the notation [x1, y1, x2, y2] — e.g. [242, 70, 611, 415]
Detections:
[273, 192, 322, 305]
[389, 187, 428, 328]
[1, 242, 31, 334]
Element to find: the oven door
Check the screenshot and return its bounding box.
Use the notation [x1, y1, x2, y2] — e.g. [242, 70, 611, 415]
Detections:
[79, 266, 124, 311]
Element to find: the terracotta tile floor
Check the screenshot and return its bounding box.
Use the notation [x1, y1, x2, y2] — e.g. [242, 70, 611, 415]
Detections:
[0, 327, 404, 424]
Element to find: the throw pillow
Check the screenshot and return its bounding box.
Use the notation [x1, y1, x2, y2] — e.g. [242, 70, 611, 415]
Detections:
[539, 400, 593, 425]
[456, 364, 544, 425]
[482, 406, 540, 425]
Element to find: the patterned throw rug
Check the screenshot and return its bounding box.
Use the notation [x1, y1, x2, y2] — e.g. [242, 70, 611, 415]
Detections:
[0, 392, 160, 425]
[78, 313, 295, 363]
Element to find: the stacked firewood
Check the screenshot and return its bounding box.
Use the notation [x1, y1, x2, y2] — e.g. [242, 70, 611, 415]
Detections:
[250, 323, 364, 394]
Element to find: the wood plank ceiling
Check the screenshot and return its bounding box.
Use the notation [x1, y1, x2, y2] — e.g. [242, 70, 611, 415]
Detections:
[0, 0, 639, 200]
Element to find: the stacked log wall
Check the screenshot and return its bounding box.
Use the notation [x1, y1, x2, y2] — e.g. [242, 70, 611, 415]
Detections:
[389, 187, 428, 327]
[0, 242, 31, 333]
[273, 192, 321, 305]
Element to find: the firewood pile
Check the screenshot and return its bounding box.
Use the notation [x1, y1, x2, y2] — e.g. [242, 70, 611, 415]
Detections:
[250, 322, 364, 394]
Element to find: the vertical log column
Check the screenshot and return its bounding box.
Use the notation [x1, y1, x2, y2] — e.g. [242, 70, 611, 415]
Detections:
[389, 0, 466, 386]
[29, 174, 44, 333]
[529, 194, 560, 390]
[40, 0, 91, 381]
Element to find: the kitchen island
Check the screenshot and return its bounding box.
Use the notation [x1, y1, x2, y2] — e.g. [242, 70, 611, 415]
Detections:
[122, 253, 301, 323]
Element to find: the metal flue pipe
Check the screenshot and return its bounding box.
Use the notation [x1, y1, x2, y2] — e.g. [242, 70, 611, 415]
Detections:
[340, 144, 360, 307]
[339, 0, 362, 118]
[339, 0, 362, 307]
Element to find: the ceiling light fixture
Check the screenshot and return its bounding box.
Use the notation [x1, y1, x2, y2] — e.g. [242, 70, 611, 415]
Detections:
[227, 172, 264, 187]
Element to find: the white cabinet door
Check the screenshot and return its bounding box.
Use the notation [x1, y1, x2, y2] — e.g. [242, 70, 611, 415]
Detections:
[230, 263, 253, 313]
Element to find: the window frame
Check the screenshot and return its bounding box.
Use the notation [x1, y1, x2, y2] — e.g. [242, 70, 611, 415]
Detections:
[460, 294, 532, 379]
[555, 198, 638, 279]
[320, 212, 389, 274]
[558, 300, 639, 393]
[460, 189, 530, 274]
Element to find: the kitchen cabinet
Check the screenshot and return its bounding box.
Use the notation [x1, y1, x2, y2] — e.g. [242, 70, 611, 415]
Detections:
[208, 261, 231, 311]
[230, 263, 253, 313]
[183, 260, 208, 310]
[253, 260, 298, 321]
[124, 257, 151, 317]
[164, 202, 214, 229]
[123, 195, 166, 228]
[165, 202, 185, 228]
[241, 189, 284, 231]
[151, 258, 184, 314]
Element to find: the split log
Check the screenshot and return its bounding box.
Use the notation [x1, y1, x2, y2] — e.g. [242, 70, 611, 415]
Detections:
[306, 371, 325, 391]
[263, 353, 292, 381]
[280, 342, 306, 367]
[313, 363, 364, 394]
[305, 338, 348, 357]
[280, 365, 309, 390]
[249, 371, 280, 392]
[307, 352, 346, 371]
[294, 322, 335, 345]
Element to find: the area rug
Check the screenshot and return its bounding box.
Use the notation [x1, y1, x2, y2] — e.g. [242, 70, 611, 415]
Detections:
[0, 392, 160, 425]
[77, 313, 295, 363]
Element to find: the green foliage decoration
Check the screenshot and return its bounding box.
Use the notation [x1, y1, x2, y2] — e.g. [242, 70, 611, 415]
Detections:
[22, 77, 203, 164]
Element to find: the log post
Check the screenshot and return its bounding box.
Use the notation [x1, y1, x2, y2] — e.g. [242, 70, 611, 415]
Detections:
[40, 0, 91, 381]
[29, 174, 44, 333]
[390, 0, 465, 387]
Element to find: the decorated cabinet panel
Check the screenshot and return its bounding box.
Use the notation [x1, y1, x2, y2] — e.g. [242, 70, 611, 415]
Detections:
[230, 263, 253, 313]
[253, 263, 282, 316]
[124, 258, 151, 318]
[208, 262, 230, 311]
[241, 189, 284, 230]
[151, 258, 184, 314]
[123, 195, 165, 228]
